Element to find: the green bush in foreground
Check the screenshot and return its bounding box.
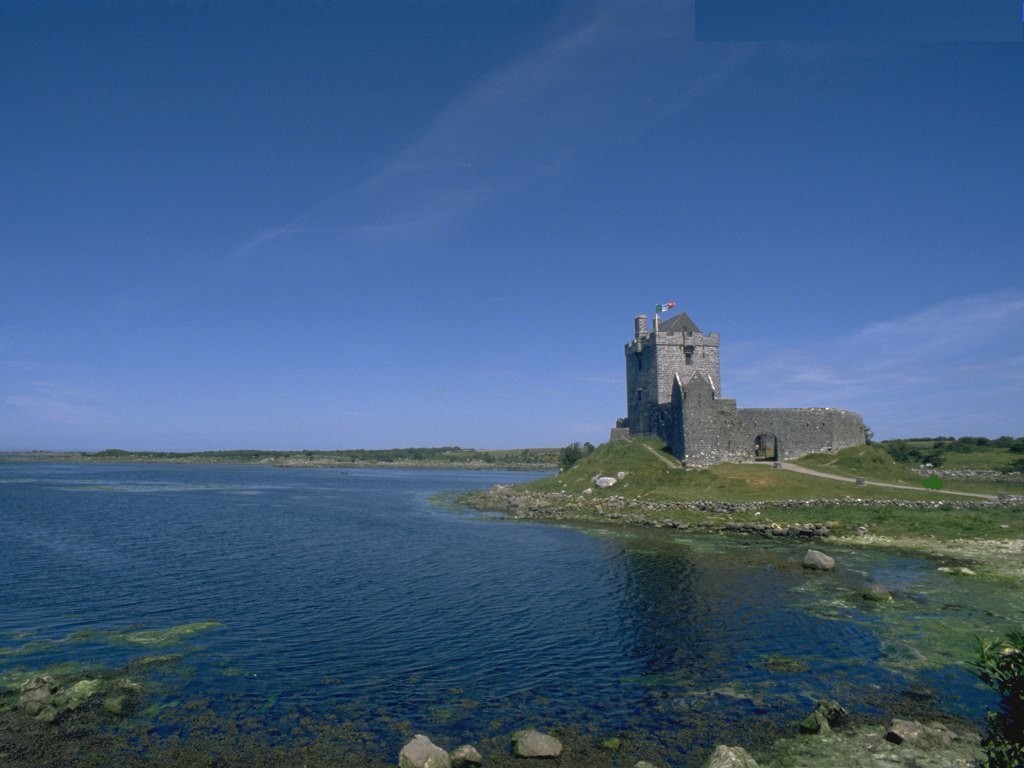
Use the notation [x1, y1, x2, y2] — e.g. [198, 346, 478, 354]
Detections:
[975, 626, 1024, 768]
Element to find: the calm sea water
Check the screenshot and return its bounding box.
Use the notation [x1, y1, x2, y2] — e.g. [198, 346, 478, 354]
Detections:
[0, 462, 999, 764]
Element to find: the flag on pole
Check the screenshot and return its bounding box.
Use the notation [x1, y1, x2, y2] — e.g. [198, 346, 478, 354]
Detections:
[655, 301, 676, 314]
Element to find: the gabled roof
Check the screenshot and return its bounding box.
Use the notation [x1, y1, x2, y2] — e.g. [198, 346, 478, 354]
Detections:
[681, 370, 716, 394]
[658, 311, 701, 334]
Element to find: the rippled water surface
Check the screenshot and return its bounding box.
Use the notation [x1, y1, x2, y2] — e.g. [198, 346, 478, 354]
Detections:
[0, 462, 1005, 765]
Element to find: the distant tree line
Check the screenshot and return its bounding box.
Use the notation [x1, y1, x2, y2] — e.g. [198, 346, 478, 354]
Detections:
[881, 436, 1024, 471]
[87, 447, 561, 467]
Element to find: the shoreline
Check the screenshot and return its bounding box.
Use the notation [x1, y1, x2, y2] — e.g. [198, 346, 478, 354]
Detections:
[465, 484, 1024, 589]
[0, 452, 558, 472]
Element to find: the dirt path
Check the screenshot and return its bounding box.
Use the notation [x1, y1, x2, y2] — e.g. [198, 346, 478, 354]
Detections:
[636, 441, 684, 469]
[778, 462, 998, 500]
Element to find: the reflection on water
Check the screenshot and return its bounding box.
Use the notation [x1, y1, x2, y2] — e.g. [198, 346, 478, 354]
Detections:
[0, 462, 1013, 765]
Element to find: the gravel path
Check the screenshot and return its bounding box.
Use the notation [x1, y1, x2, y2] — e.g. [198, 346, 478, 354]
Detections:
[777, 462, 998, 500]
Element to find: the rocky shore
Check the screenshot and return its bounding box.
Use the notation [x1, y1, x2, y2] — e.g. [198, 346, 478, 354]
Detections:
[391, 711, 982, 768]
[0, 665, 986, 768]
[467, 483, 1019, 537]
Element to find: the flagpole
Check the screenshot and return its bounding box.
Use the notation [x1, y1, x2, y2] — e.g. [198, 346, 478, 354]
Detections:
[653, 300, 676, 333]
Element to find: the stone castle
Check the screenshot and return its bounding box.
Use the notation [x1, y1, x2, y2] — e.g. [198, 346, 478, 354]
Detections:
[611, 310, 866, 466]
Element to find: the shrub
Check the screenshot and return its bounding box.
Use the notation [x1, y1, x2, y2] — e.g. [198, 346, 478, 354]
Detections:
[1003, 458, 1024, 474]
[886, 440, 923, 464]
[559, 442, 584, 471]
[974, 626, 1024, 767]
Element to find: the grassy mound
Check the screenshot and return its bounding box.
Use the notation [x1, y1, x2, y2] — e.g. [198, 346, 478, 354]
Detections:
[528, 439, 966, 503]
[793, 444, 918, 483]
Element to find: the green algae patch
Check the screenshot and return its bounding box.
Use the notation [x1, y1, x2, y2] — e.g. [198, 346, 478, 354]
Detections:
[129, 653, 183, 669]
[119, 621, 224, 646]
[759, 654, 809, 674]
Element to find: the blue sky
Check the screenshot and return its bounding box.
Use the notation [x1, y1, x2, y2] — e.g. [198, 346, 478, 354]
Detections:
[2, 1, 1022, 451]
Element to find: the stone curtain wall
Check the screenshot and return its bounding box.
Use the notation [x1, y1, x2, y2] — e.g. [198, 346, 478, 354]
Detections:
[679, 396, 867, 467]
[731, 407, 866, 462]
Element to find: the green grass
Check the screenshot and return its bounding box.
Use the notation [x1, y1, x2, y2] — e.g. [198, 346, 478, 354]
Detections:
[811, 443, 1024, 495]
[531, 439, 998, 503]
[500, 439, 1024, 542]
[794, 444, 919, 483]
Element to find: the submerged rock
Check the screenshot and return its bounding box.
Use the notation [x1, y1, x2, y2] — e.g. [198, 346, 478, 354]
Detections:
[450, 745, 482, 768]
[701, 744, 759, 767]
[103, 694, 127, 715]
[511, 729, 562, 758]
[802, 549, 836, 571]
[937, 566, 976, 576]
[399, 735, 451, 768]
[863, 585, 892, 601]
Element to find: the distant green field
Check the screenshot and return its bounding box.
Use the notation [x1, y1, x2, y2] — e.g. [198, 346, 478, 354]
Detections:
[877, 436, 1024, 472]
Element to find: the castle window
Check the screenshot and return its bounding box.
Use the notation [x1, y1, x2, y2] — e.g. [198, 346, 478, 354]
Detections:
[684, 344, 694, 364]
[636, 389, 643, 402]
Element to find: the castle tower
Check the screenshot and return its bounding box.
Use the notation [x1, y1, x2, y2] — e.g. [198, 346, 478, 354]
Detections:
[624, 310, 721, 440]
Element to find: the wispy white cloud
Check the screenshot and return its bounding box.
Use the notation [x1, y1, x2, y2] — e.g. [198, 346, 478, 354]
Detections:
[727, 291, 1024, 438]
[4, 381, 111, 427]
[220, 1, 756, 266]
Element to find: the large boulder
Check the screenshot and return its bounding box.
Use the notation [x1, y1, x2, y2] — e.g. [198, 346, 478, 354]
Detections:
[450, 745, 482, 768]
[884, 719, 957, 749]
[594, 476, 617, 488]
[399, 735, 451, 768]
[511, 729, 563, 758]
[802, 549, 836, 571]
[700, 744, 759, 767]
